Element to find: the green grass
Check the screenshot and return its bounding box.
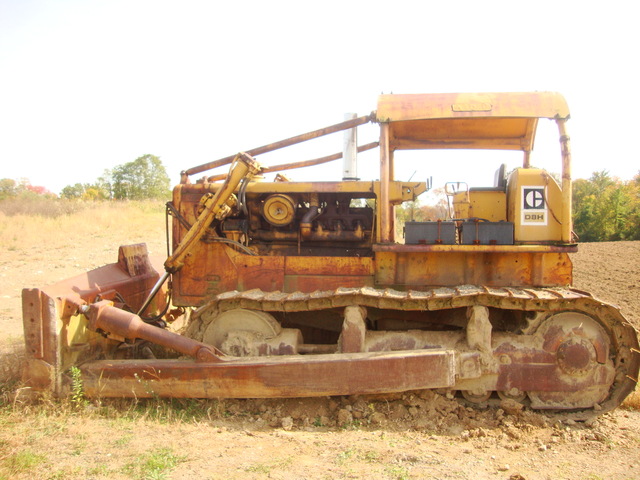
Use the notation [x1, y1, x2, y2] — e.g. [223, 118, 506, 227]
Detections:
[123, 447, 185, 480]
[112, 433, 134, 447]
[2, 450, 47, 476]
[335, 447, 357, 465]
[385, 465, 411, 480]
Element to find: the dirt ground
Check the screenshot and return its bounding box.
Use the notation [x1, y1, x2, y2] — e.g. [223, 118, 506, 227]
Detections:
[1, 223, 639, 479]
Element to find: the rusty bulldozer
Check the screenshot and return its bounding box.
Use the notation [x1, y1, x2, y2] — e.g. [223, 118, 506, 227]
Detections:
[22, 92, 639, 413]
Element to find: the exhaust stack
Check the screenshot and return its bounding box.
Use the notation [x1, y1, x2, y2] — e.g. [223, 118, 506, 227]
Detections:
[342, 113, 358, 180]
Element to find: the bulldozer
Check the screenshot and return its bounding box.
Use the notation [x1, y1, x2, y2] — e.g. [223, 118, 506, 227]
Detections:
[22, 92, 639, 413]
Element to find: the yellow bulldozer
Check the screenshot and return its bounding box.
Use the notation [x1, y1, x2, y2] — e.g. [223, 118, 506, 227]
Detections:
[22, 92, 639, 413]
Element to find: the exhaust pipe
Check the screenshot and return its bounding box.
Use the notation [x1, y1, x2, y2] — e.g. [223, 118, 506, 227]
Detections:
[342, 113, 359, 180]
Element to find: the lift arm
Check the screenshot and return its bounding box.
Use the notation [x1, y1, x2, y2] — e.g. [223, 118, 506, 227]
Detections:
[164, 152, 261, 274]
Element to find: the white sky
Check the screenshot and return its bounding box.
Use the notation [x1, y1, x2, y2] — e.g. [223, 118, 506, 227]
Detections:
[1, 0, 638, 196]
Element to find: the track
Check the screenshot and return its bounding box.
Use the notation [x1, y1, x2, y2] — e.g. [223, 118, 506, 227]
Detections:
[188, 285, 640, 414]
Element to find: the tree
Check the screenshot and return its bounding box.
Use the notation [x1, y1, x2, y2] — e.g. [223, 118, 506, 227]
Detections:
[620, 171, 640, 240]
[64, 169, 113, 200]
[61, 183, 85, 199]
[93, 170, 113, 200]
[83, 186, 110, 201]
[395, 190, 449, 238]
[60, 157, 168, 201]
[111, 154, 170, 200]
[0, 178, 18, 200]
[572, 170, 640, 241]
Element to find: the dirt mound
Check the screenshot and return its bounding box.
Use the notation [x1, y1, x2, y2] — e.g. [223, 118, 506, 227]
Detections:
[214, 390, 553, 434]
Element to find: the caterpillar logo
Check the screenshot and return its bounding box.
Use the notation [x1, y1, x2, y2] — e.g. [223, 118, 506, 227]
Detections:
[522, 187, 547, 225]
[524, 188, 545, 210]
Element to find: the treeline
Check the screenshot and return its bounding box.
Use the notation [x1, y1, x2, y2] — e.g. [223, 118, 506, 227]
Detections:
[0, 179, 56, 201]
[60, 154, 170, 200]
[0, 154, 170, 202]
[573, 171, 640, 242]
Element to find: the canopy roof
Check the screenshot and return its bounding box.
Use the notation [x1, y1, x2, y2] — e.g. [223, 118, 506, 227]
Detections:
[376, 92, 569, 152]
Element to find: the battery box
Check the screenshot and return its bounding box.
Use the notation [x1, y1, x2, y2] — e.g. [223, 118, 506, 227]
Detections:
[460, 221, 514, 245]
[405, 221, 457, 245]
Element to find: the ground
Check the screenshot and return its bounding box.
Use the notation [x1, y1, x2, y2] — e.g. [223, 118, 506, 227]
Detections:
[0, 205, 638, 479]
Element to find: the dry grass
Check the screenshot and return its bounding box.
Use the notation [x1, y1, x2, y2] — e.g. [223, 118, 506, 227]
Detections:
[0, 196, 88, 218]
[0, 342, 25, 408]
[0, 199, 166, 252]
[624, 388, 640, 411]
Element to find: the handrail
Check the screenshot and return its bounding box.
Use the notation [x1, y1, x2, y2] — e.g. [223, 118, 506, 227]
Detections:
[183, 114, 374, 179]
[205, 142, 379, 182]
